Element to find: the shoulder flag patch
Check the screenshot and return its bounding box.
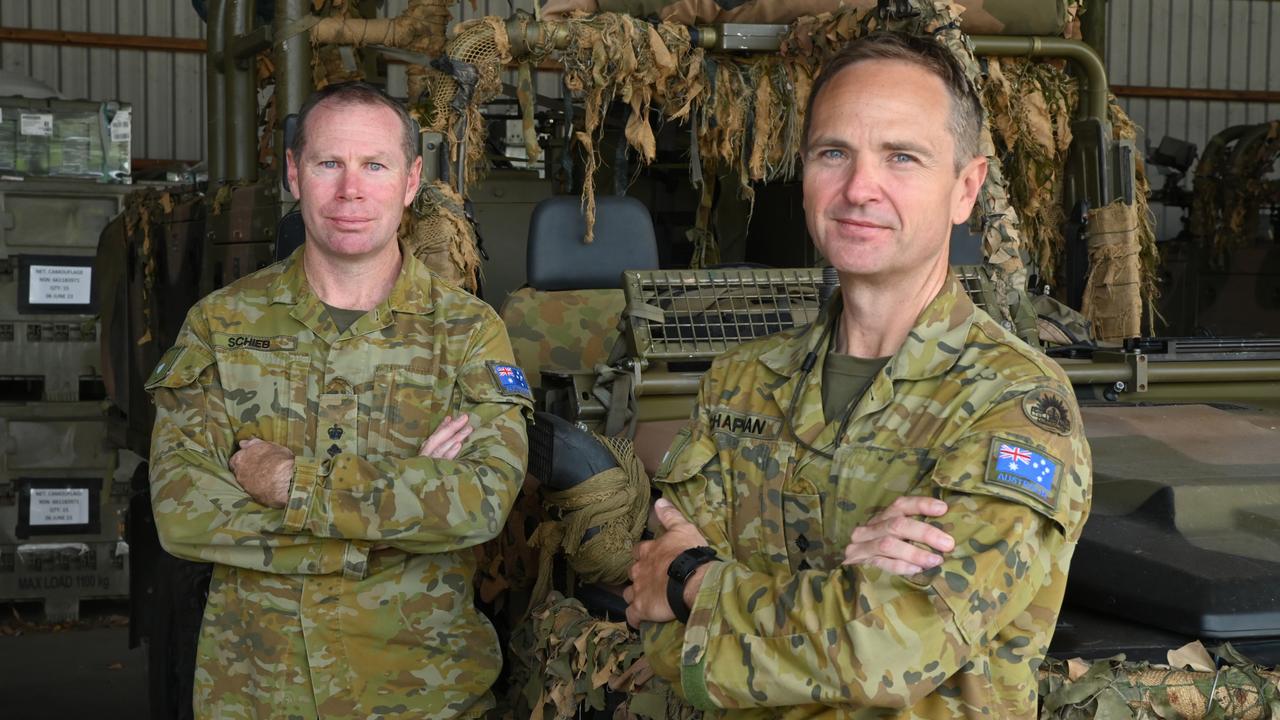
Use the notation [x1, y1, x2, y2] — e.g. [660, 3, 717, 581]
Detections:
[488, 361, 532, 398]
[985, 438, 1061, 507]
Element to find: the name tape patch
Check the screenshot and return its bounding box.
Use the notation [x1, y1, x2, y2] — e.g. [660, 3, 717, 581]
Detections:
[214, 333, 299, 352]
[985, 438, 1061, 507]
[488, 362, 532, 398]
[709, 409, 782, 439]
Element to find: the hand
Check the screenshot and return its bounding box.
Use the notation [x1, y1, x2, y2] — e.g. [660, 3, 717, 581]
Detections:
[229, 438, 294, 509]
[623, 498, 710, 628]
[418, 415, 473, 460]
[842, 496, 954, 575]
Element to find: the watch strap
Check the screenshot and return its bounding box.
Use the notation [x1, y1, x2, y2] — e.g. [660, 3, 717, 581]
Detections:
[666, 546, 718, 624]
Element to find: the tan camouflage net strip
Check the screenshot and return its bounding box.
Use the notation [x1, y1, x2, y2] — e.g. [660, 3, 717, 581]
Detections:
[399, 180, 482, 291]
[983, 59, 1158, 336]
[1191, 120, 1280, 256]
[511, 606, 1280, 720]
[122, 188, 187, 347]
[527, 435, 652, 611]
[1109, 97, 1160, 337]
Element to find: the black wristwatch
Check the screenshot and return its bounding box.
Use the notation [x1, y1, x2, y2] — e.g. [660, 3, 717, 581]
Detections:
[666, 546, 720, 624]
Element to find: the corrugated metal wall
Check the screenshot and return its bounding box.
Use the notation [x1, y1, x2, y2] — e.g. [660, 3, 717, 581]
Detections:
[1107, 0, 1280, 240]
[0, 0, 207, 163]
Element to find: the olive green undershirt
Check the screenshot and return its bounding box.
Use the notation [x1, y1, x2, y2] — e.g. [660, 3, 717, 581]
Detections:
[821, 351, 891, 425]
[323, 302, 367, 334]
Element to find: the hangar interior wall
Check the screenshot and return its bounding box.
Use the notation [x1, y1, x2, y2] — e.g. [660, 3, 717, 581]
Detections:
[1107, 0, 1280, 241]
[0, 0, 207, 166]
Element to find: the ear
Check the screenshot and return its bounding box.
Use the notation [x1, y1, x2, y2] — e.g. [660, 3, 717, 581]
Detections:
[404, 156, 423, 207]
[949, 155, 988, 225]
[285, 150, 301, 201]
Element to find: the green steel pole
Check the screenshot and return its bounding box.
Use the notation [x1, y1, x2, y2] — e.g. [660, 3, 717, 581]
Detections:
[206, 0, 227, 184]
[224, 0, 258, 182]
[968, 36, 1109, 128]
[274, 0, 313, 193]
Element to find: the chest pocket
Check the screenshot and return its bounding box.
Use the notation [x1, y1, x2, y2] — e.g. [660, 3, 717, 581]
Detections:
[213, 348, 308, 450]
[826, 444, 939, 554]
[370, 364, 454, 458]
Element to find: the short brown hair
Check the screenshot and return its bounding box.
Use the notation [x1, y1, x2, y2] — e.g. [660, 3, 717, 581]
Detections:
[802, 31, 984, 173]
[290, 81, 419, 165]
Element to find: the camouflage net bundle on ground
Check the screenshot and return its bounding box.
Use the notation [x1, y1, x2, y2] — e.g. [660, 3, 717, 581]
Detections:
[399, 180, 482, 291]
[1040, 646, 1280, 720]
[526, 435, 651, 611]
[511, 611, 1280, 720]
[1191, 120, 1280, 256]
[511, 593, 698, 720]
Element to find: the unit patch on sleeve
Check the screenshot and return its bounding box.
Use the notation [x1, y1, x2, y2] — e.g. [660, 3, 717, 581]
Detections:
[1022, 388, 1073, 436]
[488, 361, 532, 398]
[985, 437, 1062, 507]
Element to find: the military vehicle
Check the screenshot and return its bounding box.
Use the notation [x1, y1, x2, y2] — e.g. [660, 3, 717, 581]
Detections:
[95, 0, 1280, 717]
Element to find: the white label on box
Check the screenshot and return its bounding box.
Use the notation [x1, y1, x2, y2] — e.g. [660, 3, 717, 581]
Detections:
[29, 264, 92, 305]
[110, 110, 131, 143]
[29, 488, 90, 526]
[20, 112, 53, 137]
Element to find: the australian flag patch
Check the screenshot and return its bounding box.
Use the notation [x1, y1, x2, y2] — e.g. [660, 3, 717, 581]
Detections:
[985, 438, 1061, 506]
[488, 361, 532, 398]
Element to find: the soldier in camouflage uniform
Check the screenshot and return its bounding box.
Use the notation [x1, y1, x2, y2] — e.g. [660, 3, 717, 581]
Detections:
[624, 33, 1091, 717]
[146, 82, 531, 718]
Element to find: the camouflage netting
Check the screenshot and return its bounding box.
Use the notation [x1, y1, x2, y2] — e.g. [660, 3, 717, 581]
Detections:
[435, 2, 1034, 325]
[526, 435, 651, 611]
[511, 594, 698, 720]
[417, 15, 513, 188]
[543, 0, 1082, 38]
[1191, 120, 1280, 256]
[982, 59, 1158, 338]
[509, 612, 1280, 720]
[122, 188, 194, 347]
[1040, 646, 1280, 720]
[399, 180, 482, 291]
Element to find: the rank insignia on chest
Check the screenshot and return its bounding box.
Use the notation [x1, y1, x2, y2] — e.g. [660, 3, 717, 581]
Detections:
[985, 438, 1061, 507]
[488, 362, 532, 398]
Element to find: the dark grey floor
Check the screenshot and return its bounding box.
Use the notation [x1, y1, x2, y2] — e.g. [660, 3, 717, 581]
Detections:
[0, 601, 148, 720]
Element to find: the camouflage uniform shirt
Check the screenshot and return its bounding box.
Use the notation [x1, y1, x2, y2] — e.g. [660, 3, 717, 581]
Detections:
[146, 246, 532, 719]
[642, 276, 1092, 718]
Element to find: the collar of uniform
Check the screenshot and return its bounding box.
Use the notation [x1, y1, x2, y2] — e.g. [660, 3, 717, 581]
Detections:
[883, 274, 976, 382]
[757, 272, 977, 382]
[266, 242, 436, 316]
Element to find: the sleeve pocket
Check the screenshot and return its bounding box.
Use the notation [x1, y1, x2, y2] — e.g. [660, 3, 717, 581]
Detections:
[145, 344, 214, 392]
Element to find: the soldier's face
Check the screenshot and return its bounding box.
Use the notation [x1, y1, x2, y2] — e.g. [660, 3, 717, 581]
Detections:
[802, 59, 986, 285]
[287, 101, 421, 263]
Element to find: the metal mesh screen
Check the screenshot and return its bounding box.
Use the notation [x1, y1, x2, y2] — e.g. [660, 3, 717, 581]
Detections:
[953, 264, 994, 315]
[623, 268, 825, 361]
